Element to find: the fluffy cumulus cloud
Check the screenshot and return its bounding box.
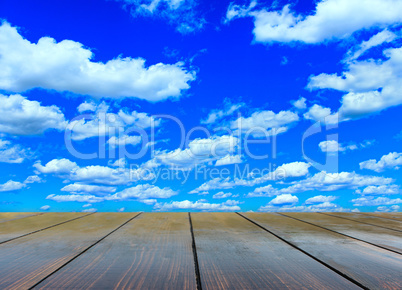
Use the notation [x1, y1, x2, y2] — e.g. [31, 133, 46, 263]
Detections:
[201, 99, 244, 125]
[0, 139, 29, 163]
[0, 180, 26, 192]
[212, 191, 232, 199]
[356, 184, 400, 195]
[154, 199, 241, 211]
[308, 44, 402, 122]
[292, 97, 307, 110]
[34, 158, 79, 175]
[249, 171, 393, 197]
[319, 140, 357, 153]
[376, 205, 400, 212]
[107, 184, 177, 201]
[40, 205, 50, 211]
[231, 110, 299, 138]
[268, 194, 298, 205]
[0, 94, 66, 135]
[352, 196, 402, 206]
[191, 161, 311, 193]
[0, 22, 194, 101]
[360, 152, 402, 172]
[259, 200, 350, 212]
[226, 0, 402, 44]
[116, 0, 205, 34]
[305, 195, 337, 204]
[67, 102, 161, 141]
[148, 135, 241, 170]
[46, 193, 104, 203]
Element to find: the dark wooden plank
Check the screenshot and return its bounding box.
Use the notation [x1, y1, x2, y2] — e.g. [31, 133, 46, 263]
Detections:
[0, 213, 136, 289]
[35, 212, 197, 289]
[0, 212, 43, 223]
[361, 212, 402, 222]
[323, 212, 402, 231]
[191, 212, 360, 289]
[244, 212, 402, 289]
[0, 212, 88, 243]
[283, 213, 402, 254]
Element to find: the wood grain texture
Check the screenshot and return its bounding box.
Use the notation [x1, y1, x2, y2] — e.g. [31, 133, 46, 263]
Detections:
[191, 212, 360, 289]
[0, 212, 43, 223]
[323, 212, 402, 231]
[283, 212, 402, 254]
[0, 212, 87, 243]
[35, 212, 197, 290]
[360, 212, 402, 222]
[244, 212, 402, 289]
[0, 213, 136, 289]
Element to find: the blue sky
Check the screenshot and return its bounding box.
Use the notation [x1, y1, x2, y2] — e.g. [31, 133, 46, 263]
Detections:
[0, 0, 402, 213]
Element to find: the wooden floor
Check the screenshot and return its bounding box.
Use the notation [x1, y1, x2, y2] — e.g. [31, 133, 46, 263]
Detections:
[0, 212, 401, 289]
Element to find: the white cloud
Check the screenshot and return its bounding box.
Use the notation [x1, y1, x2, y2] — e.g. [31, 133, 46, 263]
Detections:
[215, 154, 242, 166]
[292, 97, 307, 110]
[67, 103, 161, 141]
[303, 104, 340, 124]
[40, 205, 50, 211]
[269, 194, 298, 205]
[360, 152, 402, 172]
[117, 0, 205, 34]
[376, 205, 400, 212]
[231, 110, 299, 138]
[191, 161, 311, 194]
[82, 203, 92, 208]
[212, 191, 232, 199]
[150, 135, 240, 170]
[34, 158, 79, 174]
[352, 196, 402, 206]
[225, 1, 257, 22]
[77, 101, 97, 113]
[227, 0, 402, 44]
[259, 202, 349, 212]
[347, 29, 397, 61]
[107, 184, 177, 201]
[356, 185, 400, 195]
[82, 208, 97, 212]
[117, 207, 125, 212]
[201, 99, 243, 125]
[0, 94, 66, 135]
[305, 195, 337, 204]
[308, 44, 402, 121]
[319, 140, 357, 152]
[24, 175, 42, 184]
[154, 199, 241, 211]
[250, 171, 394, 197]
[0, 139, 28, 163]
[46, 194, 104, 203]
[61, 183, 116, 195]
[0, 22, 194, 101]
[107, 135, 142, 147]
[0, 180, 26, 192]
[108, 158, 127, 168]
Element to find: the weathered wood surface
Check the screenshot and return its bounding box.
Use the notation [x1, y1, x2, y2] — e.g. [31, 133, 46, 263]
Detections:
[0, 213, 136, 289]
[191, 212, 360, 289]
[0, 212, 43, 223]
[282, 212, 402, 254]
[244, 212, 402, 289]
[360, 212, 402, 222]
[323, 212, 402, 231]
[0, 212, 88, 243]
[35, 212, 197, 290]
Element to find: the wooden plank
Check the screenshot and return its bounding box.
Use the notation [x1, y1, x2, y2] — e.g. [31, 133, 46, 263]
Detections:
[191, 212, 360, 289]
[0, 212, 88, 243]
[35, 212, 197, 289]
[360, 212, 402, 222]
[0, 212, 136, 289]
[323, 212, 402, 231]
[283, 213, 402, 254]
[244, 212, 402, 289]
[0, 212, 43, 223]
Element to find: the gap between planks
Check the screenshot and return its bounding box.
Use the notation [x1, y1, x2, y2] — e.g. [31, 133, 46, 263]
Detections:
[28, 212, 143, 290]
[188, 213, 203, 290]
[278, 213, 402, 256]
[319, 212, 402, 233]
[236, 213, 368, 290]
[0, 213, 95, 245]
